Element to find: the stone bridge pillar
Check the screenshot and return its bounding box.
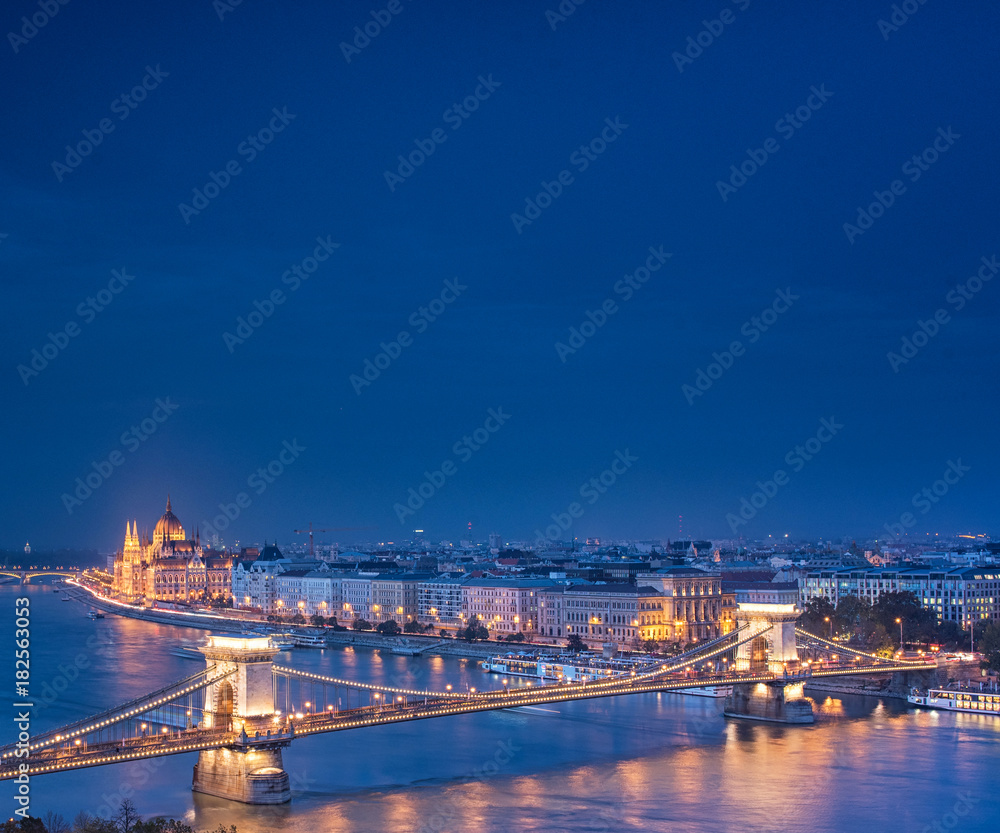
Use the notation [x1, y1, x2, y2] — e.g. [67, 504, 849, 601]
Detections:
[193, 635, 290, 804]
[733, 602, 801, 674]
[728, 591, 813, 724]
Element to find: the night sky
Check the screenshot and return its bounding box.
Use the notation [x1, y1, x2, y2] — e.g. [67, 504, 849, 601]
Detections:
[3, 0, 997, 550]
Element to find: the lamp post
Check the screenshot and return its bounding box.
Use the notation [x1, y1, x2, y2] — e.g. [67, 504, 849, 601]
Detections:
[896, 617, 903, 652]
[824, 616, 832, 640]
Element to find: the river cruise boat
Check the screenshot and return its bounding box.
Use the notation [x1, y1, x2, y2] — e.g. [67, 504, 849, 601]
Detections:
[482, 652, 730, 698]
[292, 631, 327, 648]
[269, 633, 297, 650]
[908, 683, 1000, 715]
[87, 610, 105, 620]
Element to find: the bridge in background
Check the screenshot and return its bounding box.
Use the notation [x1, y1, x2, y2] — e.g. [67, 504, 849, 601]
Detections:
[0, 599, 936, 804]
[0, 569, 78, 583]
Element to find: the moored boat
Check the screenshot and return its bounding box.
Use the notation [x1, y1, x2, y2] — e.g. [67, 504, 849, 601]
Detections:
[481, 651, 731, 698]
[908, 683, 1000, 715]
[292, 631, 327, 648]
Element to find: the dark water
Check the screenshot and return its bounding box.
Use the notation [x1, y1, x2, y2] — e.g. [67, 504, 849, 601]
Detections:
[4, 585, 998, 832]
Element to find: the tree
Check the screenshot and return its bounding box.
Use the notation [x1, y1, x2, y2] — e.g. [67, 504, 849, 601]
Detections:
[352, 618, 373, 631]
[504, 632, 526, 643]
[310, 614, 326, 627]
[641, 639, 659, 654]
[291, 612, 306, 625]
[566, 634, 586, 652]
[42, 813, 69, 833]
[460, 615, 489, 642]
[868, 623, 896, 658]
[113, 800, 142, 833]
[376, 620, 401, 636]
[439, 628, 451, 638]
[834, 595, 873, 642]
[799, 597, 836, 634]
[0, 818, 47, 833]
[403, 620, 423, 633]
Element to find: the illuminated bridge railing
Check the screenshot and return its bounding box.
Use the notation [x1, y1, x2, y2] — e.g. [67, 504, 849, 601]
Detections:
[794, 627, 937, 668]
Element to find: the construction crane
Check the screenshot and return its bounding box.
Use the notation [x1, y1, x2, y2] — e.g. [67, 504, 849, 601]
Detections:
[293, 523, 377, 557]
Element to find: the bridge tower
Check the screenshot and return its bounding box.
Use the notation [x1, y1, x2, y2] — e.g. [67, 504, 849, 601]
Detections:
[192, 635, 291, 804]
[725, 582, 813, 724]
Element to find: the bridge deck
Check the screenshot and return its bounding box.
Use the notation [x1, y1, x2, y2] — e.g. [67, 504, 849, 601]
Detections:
[0, 659, 934, 780]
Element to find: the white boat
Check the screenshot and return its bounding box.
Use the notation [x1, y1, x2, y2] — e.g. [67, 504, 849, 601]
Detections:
[269, 634, 296, 650]
[292, 631, 327, 648]
[908, 684, 1000, 715]
[87, 610, 105, 620]
[481, 652, 730, 698]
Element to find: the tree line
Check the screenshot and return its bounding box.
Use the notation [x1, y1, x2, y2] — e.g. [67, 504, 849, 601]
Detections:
[798, 591, 968, 656]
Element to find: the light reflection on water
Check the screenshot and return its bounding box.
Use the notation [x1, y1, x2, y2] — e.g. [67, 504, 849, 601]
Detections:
[5, 585, 999, 832]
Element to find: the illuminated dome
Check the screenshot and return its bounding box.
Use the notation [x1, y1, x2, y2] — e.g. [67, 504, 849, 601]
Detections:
[152, 496, 186, 546]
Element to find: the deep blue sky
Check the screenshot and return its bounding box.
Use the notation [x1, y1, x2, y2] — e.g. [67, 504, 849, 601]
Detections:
[2, 0, 997, 550]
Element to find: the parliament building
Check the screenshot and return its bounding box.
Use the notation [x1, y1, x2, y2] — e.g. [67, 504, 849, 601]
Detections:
[113, 497, 232, 604]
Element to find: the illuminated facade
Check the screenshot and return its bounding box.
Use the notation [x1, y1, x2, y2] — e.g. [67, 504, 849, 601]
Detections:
[462, 578, 554, 635]
[113, 497, 232, 604]
[417, 575, 468, 630]
[637, 568, 723, 642]
[802, 565, 1000, 625]
[560, 584, 659, 645]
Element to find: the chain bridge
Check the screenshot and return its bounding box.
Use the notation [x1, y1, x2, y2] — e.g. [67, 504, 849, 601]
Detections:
[0, 608, 936, 804]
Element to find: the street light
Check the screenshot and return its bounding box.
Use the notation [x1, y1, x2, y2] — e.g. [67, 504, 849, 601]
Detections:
[824, 616, 832, 640]
[896, 617, 903, 652]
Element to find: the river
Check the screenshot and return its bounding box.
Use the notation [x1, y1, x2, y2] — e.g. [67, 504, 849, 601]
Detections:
[4, 584, 998, 832]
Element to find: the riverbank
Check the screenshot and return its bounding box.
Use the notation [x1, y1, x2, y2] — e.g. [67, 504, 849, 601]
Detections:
[67, 581, 521, 661]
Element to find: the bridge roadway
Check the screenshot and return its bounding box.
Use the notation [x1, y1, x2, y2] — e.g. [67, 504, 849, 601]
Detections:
[0, 658, 935, 781]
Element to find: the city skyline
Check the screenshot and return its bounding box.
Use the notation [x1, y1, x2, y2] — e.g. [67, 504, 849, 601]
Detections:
[3, 1, 998, 550]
